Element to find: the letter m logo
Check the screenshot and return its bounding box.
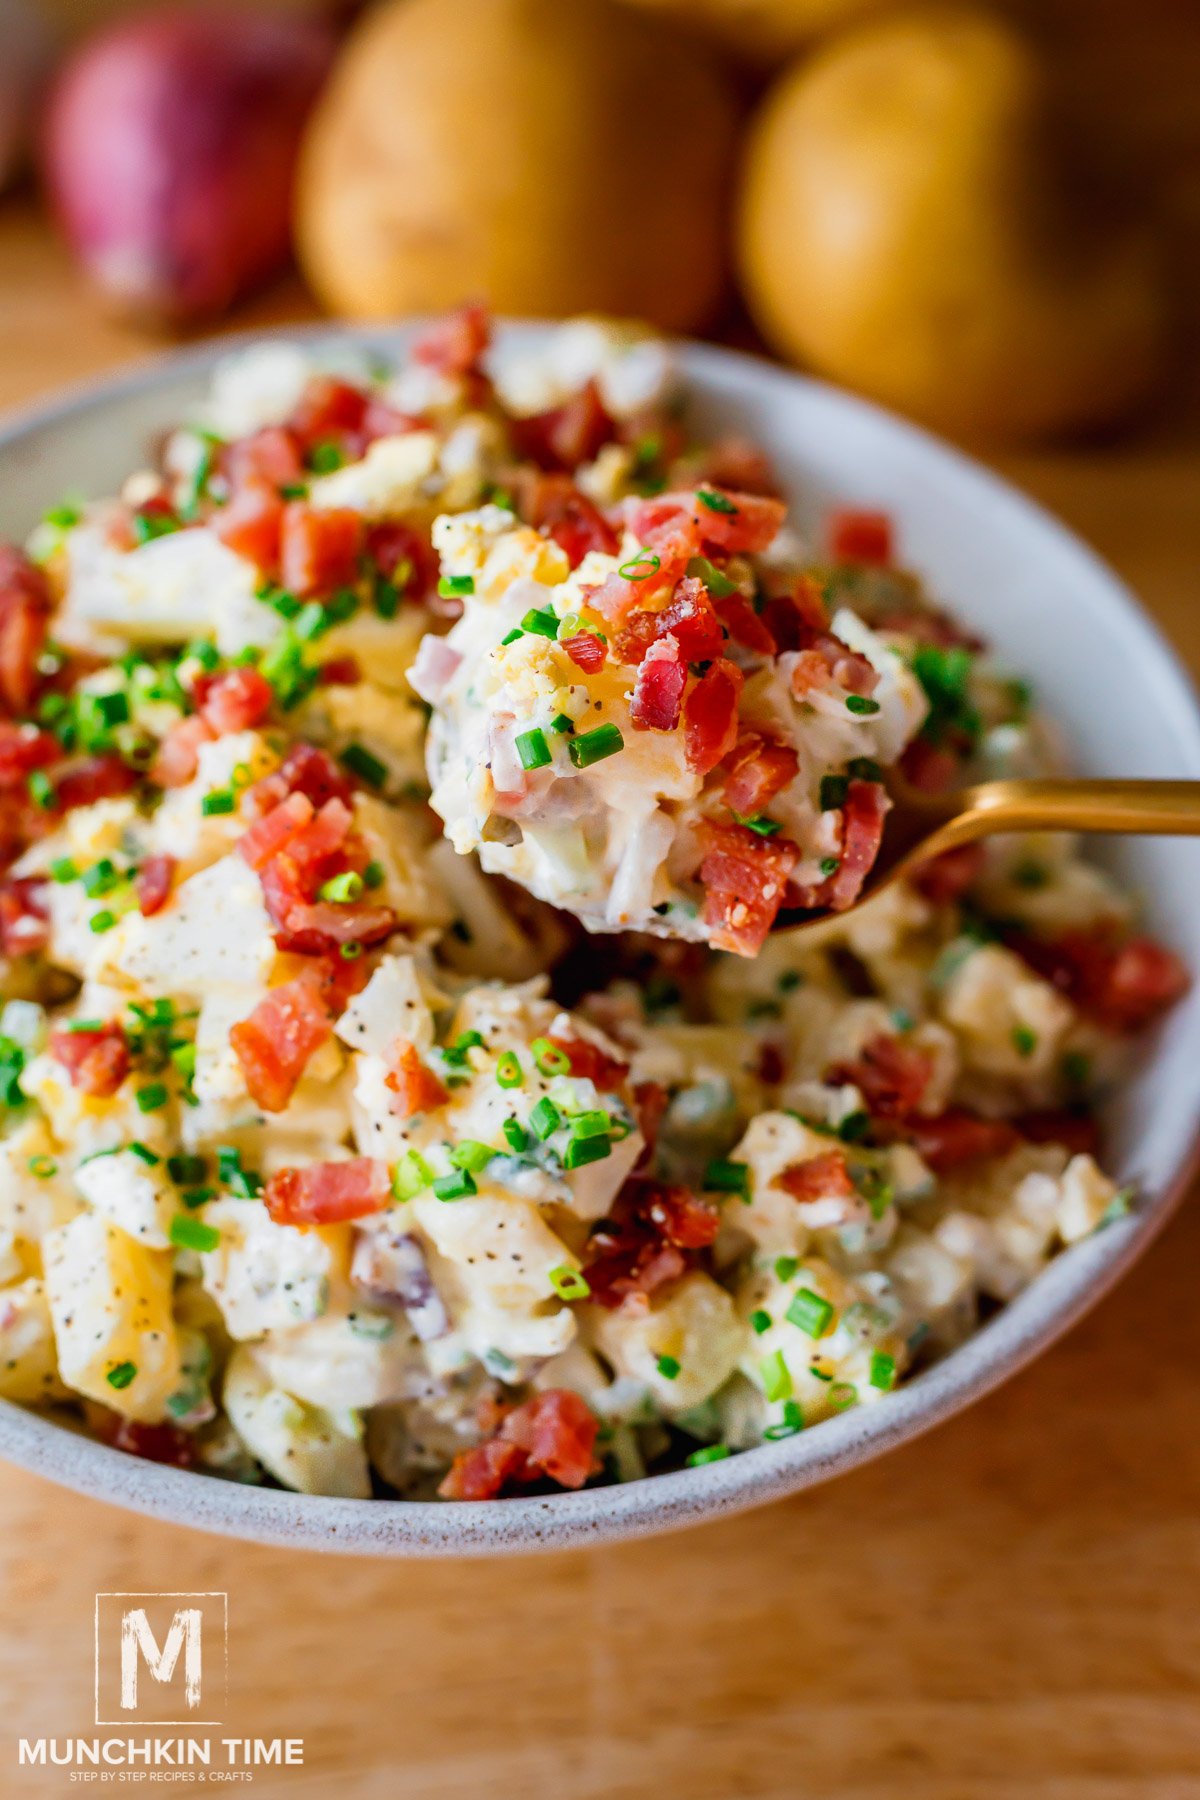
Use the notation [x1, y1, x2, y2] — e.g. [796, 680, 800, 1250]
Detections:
[95, 1593, 227, 1725]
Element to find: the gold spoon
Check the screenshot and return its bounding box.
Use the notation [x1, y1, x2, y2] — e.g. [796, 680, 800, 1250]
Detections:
[775, 778, 1200, 931]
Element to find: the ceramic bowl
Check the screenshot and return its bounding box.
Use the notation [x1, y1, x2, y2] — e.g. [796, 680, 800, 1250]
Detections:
[1, 325, 1198, 1556]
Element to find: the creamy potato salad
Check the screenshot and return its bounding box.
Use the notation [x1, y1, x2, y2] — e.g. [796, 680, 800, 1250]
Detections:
[0, 308, 1186, 1502]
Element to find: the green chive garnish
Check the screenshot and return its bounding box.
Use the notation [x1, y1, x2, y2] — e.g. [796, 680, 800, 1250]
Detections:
[568, 724, 624, 769]
[515, 727, 552, 771]
[433, 1169, 476, 1201]
[169, 1215, 220, 1253]
[548, 1265, 590, 1302]
[786, 1287, 834, 1338]
[845, 694, 881, 715]
[495, 1051, 523, 1089]
[340, 744, 388, 789]
[318, 871, 364, 904]
[656, 1354, 681, 1381]
[529, 1097, 561, 1140]
[106, 1361, 137, 1390]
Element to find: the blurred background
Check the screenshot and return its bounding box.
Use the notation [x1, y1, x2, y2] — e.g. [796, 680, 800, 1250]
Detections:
[2, 0, 1199, 447]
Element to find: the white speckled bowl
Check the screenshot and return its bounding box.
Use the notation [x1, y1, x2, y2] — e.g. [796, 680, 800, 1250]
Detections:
[2, 326, 1198, 1556]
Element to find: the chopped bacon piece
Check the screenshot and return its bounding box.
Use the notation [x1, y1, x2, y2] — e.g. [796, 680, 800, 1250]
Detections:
[151, 715, 214, 789]
[413, 302, 491, 376]
[212, 480, 285, 575]
[683, 657, 743, 775]
[108, 1418, 197, 1468]
[899, 737, 962, 794]
[135, 855, 176, 918]
[54, 755, 138, 813]
[692, 486, 785, 555]
[250, 742, 354, 815]
[699, 437, 780, 497]
[317, 655, 362, 687]
[547, 1034, 629, 1091]
[717, 593, 776, 657]
[199, 666, 274, 735]
[790, 631, 879, 700]
[722, 733, 799, 816]
[914, 843, 985, 905]
[698, 821, 800, 955]
[828, 1032, 934, 1119]
[279, 503, 365, 598]
[264, 1157, 392, 1226]
[366, 520, 438, 602]
[229, 975, 333, 1113]
[0, 723, 57, 789]
[631, 634, 686, 731]
[583, 1176, 715, 1309]
[222, 425, 304, 492]
[0, 543, 53, 716]
[0, 876, 49, 956]
[779, 1150, 856, 1204]
[906, 1109, 1020, 1173]
[638, 1181, 720, 1249]
[279, 898, 396, 952]
[49, 1021, 129, 1097]
[289, 375, 369, 454]
[1016, 1108, 1100, 1156]
[585, 1236, 687, 1310]
[1011, 925, 1189, 1034]
[276, 796, 354, 878]
[612, 611, 658, 666]
[828, 508, 894, 566]
[760, 576, 827, 653]
[561, 632, 606, 673]
[658, 576, 725, 662]
[512, 380, 615, 472]
[439, 1390, 600, 1500]
[384, 1040, 449, 1118]
[827, 779, 889, 913]
[520, 474, 619, 568]
[632, 1080, 670, 1154]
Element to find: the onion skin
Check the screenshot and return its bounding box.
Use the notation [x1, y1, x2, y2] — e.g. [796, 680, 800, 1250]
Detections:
[42, 6, 339, 325]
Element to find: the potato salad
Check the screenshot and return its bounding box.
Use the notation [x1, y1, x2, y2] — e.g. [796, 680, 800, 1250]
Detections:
[0, 307, 1186, 1502]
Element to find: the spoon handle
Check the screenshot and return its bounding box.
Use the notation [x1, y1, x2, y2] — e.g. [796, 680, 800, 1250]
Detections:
[958, 778, 1200, 838]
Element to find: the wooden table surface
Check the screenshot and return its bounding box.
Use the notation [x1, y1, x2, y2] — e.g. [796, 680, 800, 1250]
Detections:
[3, 194, 1200, 1800]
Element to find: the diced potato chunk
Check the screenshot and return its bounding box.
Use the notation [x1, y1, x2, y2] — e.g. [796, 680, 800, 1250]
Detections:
[223, 1346, 370, 1498]
[43, 1213, 179, 1421]
[0, 1278, 68, 1403]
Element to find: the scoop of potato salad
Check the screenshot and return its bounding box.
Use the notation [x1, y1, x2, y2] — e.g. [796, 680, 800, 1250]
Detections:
[0, 306, 1186, 1501]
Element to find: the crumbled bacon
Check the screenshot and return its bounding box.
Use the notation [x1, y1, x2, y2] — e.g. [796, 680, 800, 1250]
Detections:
[288, 376, 370, 457]
[0, 723, 57, 789]
[899, 737, 962, 794]
[914, 843, 985, 905]
[198, 665, 274, 734]
[519, 473, 619, 568]
[229, 973, 333, 1113]
[722, 733, 799, 816]
[0, 543, 53, 716]
[697, 820, 800, 955]
[683, 657, 743, 775]
[632, 1080, 670, 1154]
[790, 778, 888, 915]
[828, 508, 893, 566]
[151, 715, 214, 789]
[0, 876, 49, 956]
[716, 593, 776, 657]
[54, 754, 138, 814]
[691, 487, 786, 555]
[583, 1176, 717, 1309]
[366, 520, 438, 603]
[212, 480, 285, 575]
[790, 631, 879, 700]
[1010, 924, 1189, 1034]
[561, 632, 606, 673]
[264, 1157, 392, 1226]
[779, 1150, 856, 1204]
[279, 503, 365, 598]
[511, 380, 615, 472]
[107, 1418, 197, 1468]
[827, 1032, 934, 1120]
[630, 634, 686, 731]
[221, 425, 304, 492]
[657, 576, 726, 661]
[547, 1033, 629, 1091]
[249, 742, 353, 815]
[49, 1021, 129, 1097]
[135, 855, 176, 918]
[905, 1109, 1020, 1173]
[384, 1040, 449, 1118]
[412, 301, 491, 378]
[438, 1389, 600, 1500]
[1015, 1107, 1100, 1156]
[698, 437, 780, 498]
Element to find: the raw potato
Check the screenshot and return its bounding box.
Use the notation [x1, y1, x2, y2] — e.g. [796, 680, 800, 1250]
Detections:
[296, 0, 739, 332]
[616, 0, 893, 66]
[737, 8, 1167, 440]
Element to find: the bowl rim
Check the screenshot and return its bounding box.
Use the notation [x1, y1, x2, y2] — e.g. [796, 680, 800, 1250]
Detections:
[2, 322, 1198, 1557]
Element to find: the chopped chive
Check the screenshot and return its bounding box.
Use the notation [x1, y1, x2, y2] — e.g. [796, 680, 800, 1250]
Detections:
[819, 775, 848, 811]
[500, 628, 524, 646]
[1062, 1050, 1091, 1087]
[685, 555, 737, 598]
[750, 1309, 772, 1335]
[392, 1149, 433, 1201]
[340, 743, 388, 789]
[169, 1214, 220, 1253]
[308, 440, 344, 474]
[829, 1381, 857, 1412]
[363, 860, 386, 889]
[27, 1155, 57, 1179]
[703, 1158, 750, 1199]
[449, 1139, 493, 1173]
[521, 607, 559, 639]
[106, 1361, 137, 1391]
[696, 488, 737, 515]
[845, 694, 881, 715]
[529, 1096, 561, 1140]
[786, 1287, 834, 1338]
[501, 1117, 528, 1152]
[201, 788, 235, 817]
[731, 810, 782, 837]
[775, 1256, 799, 1283]
[760, 1349, 793, 1403]
[656, 1354, 681, 1381]
[515, 727, 552, 771]
[27, 770, 56, 810]
[819, 856, 840, 878]
[569, 1109, 611, 1140]
[617, 550, 661, 582]
[764, 1399, 805, 1439]
[548, 1265, 591, 1302]
[531, 1036, 570, 1076]
[868, 1350, 897, 1391]
[438, 573, 475, 598]
[182, 1187, 216, 1209]
[847, 757, 883, 782]
[339, 941, 364, 961]
[318, 870, 364, 904]
[81, 858, 121, 898]
[550, 713, 574, 734]
[1012, 860, 1049, 890]
[563, 1133, 611, 1169]
[49, 857, 79, 884]
[687, 1444, 731, 1466]
[568, 723, 624, 769]
[135, 1083, 168, 1114]
[89, 910, 118, 935]
[1012, 1025, 1038, 1058]
[496, 1052, 523, 1090]
[432, 1169, 476, 1201]
[128, 1141, 160, 1167]
[167, 1153, 206, 1185]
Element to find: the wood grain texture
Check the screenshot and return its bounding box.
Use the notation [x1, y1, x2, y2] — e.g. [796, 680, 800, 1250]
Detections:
[1, 192, 1199, 1799]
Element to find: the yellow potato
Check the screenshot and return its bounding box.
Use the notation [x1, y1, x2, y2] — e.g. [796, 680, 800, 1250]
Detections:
[616, 0, 894, 66]
[296, 0, 739, 332]
[737, 8, 1167, 440]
